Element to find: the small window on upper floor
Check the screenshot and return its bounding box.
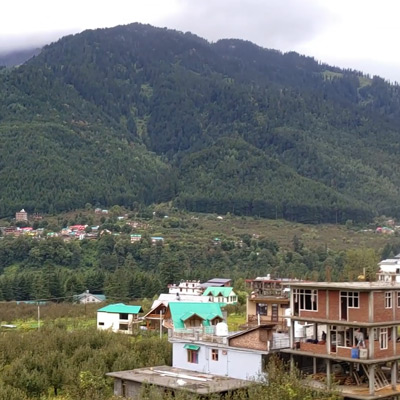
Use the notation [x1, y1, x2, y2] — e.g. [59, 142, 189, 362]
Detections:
[211, 349, 219, 361]
[385, 292, 393, 308]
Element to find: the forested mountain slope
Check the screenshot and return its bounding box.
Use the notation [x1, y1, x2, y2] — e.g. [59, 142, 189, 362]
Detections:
[1, 23, 400, 222]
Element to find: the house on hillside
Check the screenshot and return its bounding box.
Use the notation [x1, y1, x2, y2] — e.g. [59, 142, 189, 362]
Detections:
[168, 280, 202, 296]
[167, 302, 289, 380]
[144, 295, 211, 331]
[377, 254, 400, 282]
[246, 276, 296, 330]
[202, 287, 237, 305]
[282, 281, 400, 399]
[15, 209, 28, 222]
[75, 290, 106, 304]
[97, 303, 143, 334]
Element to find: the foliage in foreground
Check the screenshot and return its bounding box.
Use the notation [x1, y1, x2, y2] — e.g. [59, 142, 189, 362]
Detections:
[0, 327, 171, 399]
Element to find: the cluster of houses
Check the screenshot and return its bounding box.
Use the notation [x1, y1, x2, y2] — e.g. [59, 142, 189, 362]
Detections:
[97, 256, 400, 400]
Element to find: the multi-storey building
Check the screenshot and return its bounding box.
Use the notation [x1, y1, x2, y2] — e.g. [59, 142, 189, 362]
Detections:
[15, 209, 28, 222]
[246, 276, 296, 330]
[283, 281, 400, 399]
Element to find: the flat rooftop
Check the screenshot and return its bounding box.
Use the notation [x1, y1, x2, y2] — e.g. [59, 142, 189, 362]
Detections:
[106, 366, 253, 394]
[285, 281, 400, 290]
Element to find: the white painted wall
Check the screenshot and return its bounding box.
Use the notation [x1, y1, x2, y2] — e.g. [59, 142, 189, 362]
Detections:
[97, 312, 136, 333]
[172, 342, 263, 381]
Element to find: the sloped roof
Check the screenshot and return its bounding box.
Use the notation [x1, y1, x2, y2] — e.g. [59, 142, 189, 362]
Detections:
[97, 303, 143, 314]
[168, 302, 223, 329]
[202, 287, 234, 297]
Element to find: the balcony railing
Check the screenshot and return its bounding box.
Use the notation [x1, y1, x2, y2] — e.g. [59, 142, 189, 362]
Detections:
[169, 326, 228, 343]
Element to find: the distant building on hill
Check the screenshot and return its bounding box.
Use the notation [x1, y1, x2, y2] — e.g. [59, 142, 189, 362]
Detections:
[15, 209, 28, 222]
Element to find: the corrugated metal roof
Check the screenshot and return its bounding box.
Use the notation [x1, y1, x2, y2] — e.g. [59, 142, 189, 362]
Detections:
[202, 287, 234, 297]
[169, 302, 223, 329]
[97, 303, 143, 314]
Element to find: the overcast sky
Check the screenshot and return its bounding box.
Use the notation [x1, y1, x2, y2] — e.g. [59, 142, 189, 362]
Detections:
[1, 0, 400, 83]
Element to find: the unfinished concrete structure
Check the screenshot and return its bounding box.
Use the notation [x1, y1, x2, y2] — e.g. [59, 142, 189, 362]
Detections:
[283, 281, 400, 399]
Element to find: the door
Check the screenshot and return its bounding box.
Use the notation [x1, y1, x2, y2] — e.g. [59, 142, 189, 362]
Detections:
[340, 295, 348, 321]
[271, 304, 279, 322]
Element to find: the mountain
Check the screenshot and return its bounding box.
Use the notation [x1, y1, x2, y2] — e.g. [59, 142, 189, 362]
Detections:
[1, 23, 400, 222]
[0, 47, 41, 67]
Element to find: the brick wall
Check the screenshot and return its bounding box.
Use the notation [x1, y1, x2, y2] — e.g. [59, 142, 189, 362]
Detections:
[373, 292, 394, 322]
[300, 290, 326, 319]
[229, 328, 270, 351]
[348, 292, 369, 322]
[337, 346, 352, 358]
[299, 342, 327, 355]
[374, 340, 395, 358]
[328, 291, 339, 320]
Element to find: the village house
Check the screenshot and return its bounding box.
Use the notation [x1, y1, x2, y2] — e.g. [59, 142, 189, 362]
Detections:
[202, 286, 238, 305]
[97, 303, 143, 334]
[245, 276, 295, 330]
[377, 254, 400, 282]
[15, 208, 28, 222]
[168, 280, 202, 296]
[282, 281, 400, 399]
[144, 295, 211, 331]
[75, 290, 106, 304]
[130, 234, 142, 243]
[107, 365, 252, 399]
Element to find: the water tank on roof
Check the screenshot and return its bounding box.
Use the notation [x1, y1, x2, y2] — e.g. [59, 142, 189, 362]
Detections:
[215, 322, 229, 337]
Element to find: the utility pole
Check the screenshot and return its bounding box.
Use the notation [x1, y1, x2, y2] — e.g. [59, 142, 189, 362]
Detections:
[37, 303, 40, 330]
[160, 309, 163, 339]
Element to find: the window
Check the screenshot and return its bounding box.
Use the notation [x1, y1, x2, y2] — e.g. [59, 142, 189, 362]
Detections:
[293, 289, 318, 311]
[119, 323, 128, 331]
[256, 303, 268, 315]
[211, 349, 219, 361]
[340, 291, 359, 308]
[385, 292, 393, 308]
[120, 313, 129, 320]
[187, 350, 198, 363]
[397, 292, 400, 307]
[379, 328, 388, 350]
[98, 322, 104, 326]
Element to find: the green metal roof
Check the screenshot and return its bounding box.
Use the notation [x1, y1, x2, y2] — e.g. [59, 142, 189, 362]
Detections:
[184, 344, 200, 351]
[168, 302, 223, 329]
[97, 303, 143, 314]
[202, 287, 234, 297]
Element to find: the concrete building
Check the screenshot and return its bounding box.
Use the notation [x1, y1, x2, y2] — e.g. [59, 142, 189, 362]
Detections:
[97, 303, 143, 334]
[107, 365, 252, 399]
[245, 276, 295, 330]
[166, 302, 289, 381]
[202, 286, 238, 305]
[15, 209, 28, 222]
[168, 280, 202, 296]
[377, 255, 400, 282]
[283, 281, 400, 399]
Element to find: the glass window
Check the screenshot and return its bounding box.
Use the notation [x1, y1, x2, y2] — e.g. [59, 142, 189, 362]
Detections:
[187, 349, 198, 363]
[385, 292, 393, 308]
[211, 349, 218, 361]
[293, 289, 318, 311]
[379, 328, 388, 350]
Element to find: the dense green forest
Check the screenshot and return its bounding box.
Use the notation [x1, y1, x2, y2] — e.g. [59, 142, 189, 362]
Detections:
[1, 23, 400, 222]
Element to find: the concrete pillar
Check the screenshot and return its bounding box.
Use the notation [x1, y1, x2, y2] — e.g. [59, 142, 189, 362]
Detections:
[368, 327, 374, 359]
[313, 357, 317, 374]
[326, 359, 331, 389]
[313, 323, 318, 341]
[326, 324, 331, 355]
[391, 360, 398, 390]
[290, 354, 294, 372]
[369, 364, 375, 396]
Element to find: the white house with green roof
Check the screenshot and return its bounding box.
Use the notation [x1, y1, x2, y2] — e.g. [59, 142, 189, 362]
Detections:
[202, 287, 238, 305]
[97, 303, 143, 334]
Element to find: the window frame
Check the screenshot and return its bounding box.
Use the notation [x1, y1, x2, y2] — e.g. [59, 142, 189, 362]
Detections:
[187, 349, 199, 364]
[293, 289, 318, 312]
[340, 291, 360, 308]
[385, 292, 393, 309]
[211, 349, 219, 361]
[379, 328, 388, 350]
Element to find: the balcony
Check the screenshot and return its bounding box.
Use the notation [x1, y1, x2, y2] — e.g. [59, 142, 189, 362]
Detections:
[169, 326, 228, 344]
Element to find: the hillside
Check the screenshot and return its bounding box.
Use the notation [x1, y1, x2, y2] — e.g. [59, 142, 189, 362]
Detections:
[1, 23, 400, 222]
